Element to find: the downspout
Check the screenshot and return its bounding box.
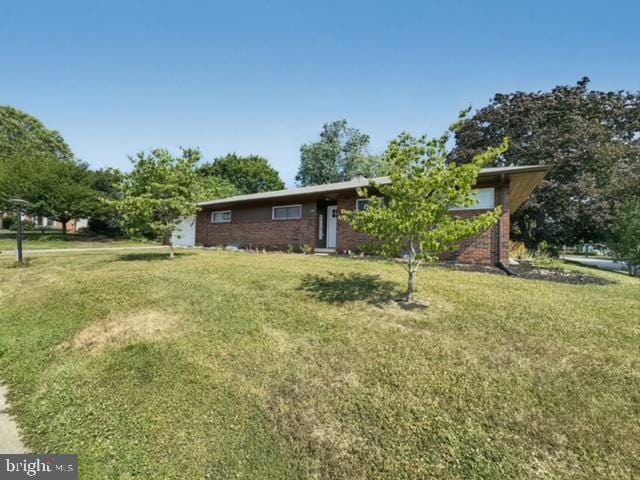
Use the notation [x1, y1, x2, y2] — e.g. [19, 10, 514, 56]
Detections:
[495, 173, 518, 276]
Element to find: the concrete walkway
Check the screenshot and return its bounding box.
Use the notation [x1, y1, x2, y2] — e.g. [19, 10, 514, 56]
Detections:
[563, 255, 629, 273]
[0, 384, 27, 453]
[0, 245, 168, 257]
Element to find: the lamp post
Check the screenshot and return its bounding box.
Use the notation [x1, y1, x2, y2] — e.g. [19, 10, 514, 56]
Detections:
[8, 199, 29, 264]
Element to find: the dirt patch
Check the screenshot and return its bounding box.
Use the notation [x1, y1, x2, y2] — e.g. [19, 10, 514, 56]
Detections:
[437, 262, 613, 285]
[58, 310, 176, 355]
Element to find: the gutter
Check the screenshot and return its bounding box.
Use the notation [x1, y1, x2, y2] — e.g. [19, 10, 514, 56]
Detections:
[495, 172, 518, 276]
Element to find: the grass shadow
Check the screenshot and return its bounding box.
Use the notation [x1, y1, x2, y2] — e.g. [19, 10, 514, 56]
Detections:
[299, 272, 400, 306]
[115, 252, 184, 262]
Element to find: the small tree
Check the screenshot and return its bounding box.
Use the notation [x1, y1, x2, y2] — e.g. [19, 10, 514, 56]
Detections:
[342, 117, 508, 303]
[113, 148, 234, 258]
[610, 198, 640, 276]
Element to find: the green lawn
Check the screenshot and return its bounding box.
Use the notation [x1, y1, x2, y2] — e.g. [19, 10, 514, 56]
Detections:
[0, 232, 157, 251]
[0, 251, 638, 479]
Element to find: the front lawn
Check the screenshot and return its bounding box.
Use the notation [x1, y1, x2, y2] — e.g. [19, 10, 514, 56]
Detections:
[0, 232, 156, 251]
[0, 251, 638, 478]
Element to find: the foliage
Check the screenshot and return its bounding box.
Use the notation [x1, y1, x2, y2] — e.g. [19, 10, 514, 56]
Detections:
[296, 120, 384, 186]
[2, 214, 15, 230]
[0, 105, 73, 162]
[609, 197, 640, 276]
[199, 153, 284, 194]
[85, 168, 125, 236]
[342, 115, 507, 301]
[0, 250, 638, 478]
[0, 146, 98, 233]
[0, 107, 105, 232]
[112, 148, 234, 257]
[510, 241, 528, 260]
[453, 77, 640, 248]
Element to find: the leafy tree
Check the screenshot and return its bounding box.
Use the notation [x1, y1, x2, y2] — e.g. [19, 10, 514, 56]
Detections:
[0, 106, 84, 221]
[342, 116, 507, 302]
[87, 167, 125, 236]
[0, 146, 97, 233]
[113, 148, 235, 258]
[296, 120, 383, 186]
[452, 78, 640, 248]
[610, 198, 640, 276]
[199, 153, 284, 194]
[0, 106, 73, 161]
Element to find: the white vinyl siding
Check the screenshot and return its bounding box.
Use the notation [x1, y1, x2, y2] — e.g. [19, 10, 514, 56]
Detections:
[272, 205, 302, 220]
[211, 210, 232, 223]
[450, 188, 495, 210]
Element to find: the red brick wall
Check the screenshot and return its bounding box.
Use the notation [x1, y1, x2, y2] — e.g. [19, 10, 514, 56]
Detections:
[196, 201, 317, 250]
[335, 185, 510, 265]
[196, 184, 511, 264]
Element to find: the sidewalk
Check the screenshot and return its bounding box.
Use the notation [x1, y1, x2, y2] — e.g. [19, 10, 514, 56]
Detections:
[0, 384, 26, 454]
[0, 245, 168, 257]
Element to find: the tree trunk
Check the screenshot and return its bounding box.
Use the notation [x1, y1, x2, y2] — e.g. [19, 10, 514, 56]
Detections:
[405, 268, 415, 302]
[169, 240, 175, 259]
[61, 220, 67, 235]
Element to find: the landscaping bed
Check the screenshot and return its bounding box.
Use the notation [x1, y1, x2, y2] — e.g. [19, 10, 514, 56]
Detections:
[440, 261, 614, 285]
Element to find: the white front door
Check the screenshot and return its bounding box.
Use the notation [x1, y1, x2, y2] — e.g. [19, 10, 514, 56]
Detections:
[326, 206, 337, 249]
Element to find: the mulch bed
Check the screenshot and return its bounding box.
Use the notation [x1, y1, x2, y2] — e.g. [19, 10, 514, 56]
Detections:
[436, 261, 614, 285]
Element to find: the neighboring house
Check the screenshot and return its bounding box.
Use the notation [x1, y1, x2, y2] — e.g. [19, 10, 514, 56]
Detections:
[186, 165, 549, 265]
[1, 211, 88, 233]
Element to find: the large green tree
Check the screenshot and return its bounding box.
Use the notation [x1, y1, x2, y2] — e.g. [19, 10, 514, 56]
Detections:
[0, 106, 73, 161]
[0, 118, 100, 235]
[296, 120, 384, 186]
[452, 78, 640, 248]
[342, 115, 507, 303]
[0, 147, 97, 233]
[113, 148, 235, 257]
[199, 153, 284, 194]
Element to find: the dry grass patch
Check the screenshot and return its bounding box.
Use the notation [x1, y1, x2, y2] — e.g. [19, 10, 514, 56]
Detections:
[58, 310, 176, 355]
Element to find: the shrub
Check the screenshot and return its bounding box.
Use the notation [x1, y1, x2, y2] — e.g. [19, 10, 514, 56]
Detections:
[610, 198, 640, 276]
[87, 217, 123, 238]
[510, 241, 527, 259]
[2, 214, 16, 230]
[539, 241, 559, 258]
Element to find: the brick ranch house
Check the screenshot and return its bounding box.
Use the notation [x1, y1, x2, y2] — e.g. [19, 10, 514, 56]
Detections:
[181, 165, 549, 265]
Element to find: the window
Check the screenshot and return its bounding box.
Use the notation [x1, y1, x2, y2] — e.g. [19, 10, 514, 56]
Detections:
[211, 210, 231, 223]
[450, 188, 495, 210]
[272, 204, 302, 220]
[356, 199, 370, 211]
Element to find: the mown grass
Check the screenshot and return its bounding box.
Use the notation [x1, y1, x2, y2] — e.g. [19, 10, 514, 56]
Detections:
[0, 232, 155, 251]
[0, 250, 638, 479]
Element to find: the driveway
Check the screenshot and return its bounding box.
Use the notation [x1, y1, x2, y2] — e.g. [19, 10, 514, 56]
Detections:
[563, 255, 628, 273]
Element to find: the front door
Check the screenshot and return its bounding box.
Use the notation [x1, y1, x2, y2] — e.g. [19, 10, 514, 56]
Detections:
[326, 205, 337, 249]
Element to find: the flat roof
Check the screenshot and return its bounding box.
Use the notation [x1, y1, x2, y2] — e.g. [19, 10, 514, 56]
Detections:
[199, 164, 550, 209]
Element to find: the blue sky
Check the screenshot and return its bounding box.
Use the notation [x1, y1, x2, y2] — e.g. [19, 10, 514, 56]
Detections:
[3, 0, 639, 186]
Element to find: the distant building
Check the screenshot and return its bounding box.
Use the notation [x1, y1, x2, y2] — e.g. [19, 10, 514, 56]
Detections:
[1, 211, 88, 233]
